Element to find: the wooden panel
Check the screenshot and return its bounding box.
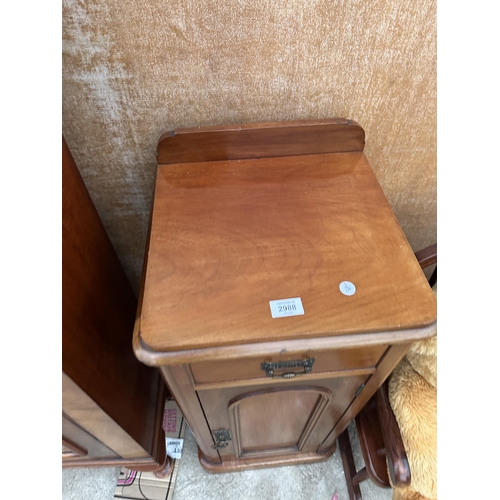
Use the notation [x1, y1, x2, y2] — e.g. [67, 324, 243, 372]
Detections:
[138, 151, 436, 352]
[62, 414, 118, 462]
[198, 446, 336, 473]
[317, 343, 411, 453]
[62, 373, 150, 459]
[157, 119, 364, 164]
[62, 437, 87, 458]
[158, 365, 221, 462]
[134, 323, 436, 367]
[190, 344, 387, 385]
[229, 387, 332, 457]
[197, 374, 367, 463]
[193, 368, 375, 392]
[63, 445, 83, 459]
[63, 136, 165, 456]
[354, 397, 391, 487]
[415, 243, 437, 268]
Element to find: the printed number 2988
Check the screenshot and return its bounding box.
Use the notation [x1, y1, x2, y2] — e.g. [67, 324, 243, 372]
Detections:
[278, 304, 296, 313]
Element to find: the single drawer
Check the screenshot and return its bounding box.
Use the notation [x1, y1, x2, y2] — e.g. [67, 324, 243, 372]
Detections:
[190, 344, 388, 386]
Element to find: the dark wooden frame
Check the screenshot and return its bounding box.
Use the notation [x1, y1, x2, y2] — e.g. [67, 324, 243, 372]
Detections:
[62, 136, 171, 476]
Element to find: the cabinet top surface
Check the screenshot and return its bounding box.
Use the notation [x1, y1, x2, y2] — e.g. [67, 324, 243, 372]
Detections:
[137, 150, 436, 353]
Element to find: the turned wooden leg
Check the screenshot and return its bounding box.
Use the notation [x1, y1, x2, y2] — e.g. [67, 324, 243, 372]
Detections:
[154, 455, 173, 478]
[338, 429, 364, 500]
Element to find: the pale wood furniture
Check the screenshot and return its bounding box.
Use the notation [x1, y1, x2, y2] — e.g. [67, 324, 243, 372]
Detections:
[133, 119, 437, 472]
[62, 137, 172, 476]
[338, 244, 437, 500]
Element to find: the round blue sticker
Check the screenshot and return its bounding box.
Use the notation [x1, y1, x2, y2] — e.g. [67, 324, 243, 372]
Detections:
[339, 281, 356, 296]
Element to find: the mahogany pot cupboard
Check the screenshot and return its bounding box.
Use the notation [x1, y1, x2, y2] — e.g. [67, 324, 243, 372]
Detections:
[132, 119, 437, 472]
[62, 137, 172, 476]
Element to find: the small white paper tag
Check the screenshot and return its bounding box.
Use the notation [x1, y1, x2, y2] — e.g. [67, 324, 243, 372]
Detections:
[269, 297, 305, 318]
[166, 438, 184, 459]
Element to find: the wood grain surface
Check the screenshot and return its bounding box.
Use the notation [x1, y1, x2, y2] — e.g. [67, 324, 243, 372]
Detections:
[197, 376, 367, 460]
[63, 137, 167, 468]
[189, 344, 386, 385]
[132, 121, 436, 473]
[138, 151, 435, 352]
[62, 0, 436, 293]
[157, 119, 364, 164]
[62, 373, 150, 459]
[354, 397, 391, 487]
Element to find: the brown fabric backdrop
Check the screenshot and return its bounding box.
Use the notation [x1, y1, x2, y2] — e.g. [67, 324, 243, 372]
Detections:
[62, 0, 436, 294]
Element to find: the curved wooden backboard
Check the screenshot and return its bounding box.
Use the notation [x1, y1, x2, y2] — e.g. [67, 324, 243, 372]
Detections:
[157, 119, 365, 164]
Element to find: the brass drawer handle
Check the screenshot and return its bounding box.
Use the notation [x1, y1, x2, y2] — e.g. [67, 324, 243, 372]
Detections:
[261, 358, 315, 378]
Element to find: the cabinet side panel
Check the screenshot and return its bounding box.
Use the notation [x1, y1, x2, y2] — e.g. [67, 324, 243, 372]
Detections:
[62, 415, 119, 461]
[317, 343, 410, 453]
[159, 365, 221, 463]
[62, 136, 162, 455]
[62, 373, 150, 458]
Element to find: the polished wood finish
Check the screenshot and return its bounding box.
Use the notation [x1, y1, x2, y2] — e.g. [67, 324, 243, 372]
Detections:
[135, 323, 435, 367]
[139, 153, 435, 353]
[62, 436, 88, 458]
[198, 375, 367, 460]
[190, 345, 386, 386]
[339, 430, 364, 500]
[62, 414, 118, 462]
[415, 243, 437, 269]
[62, 373, 149, 459]
[355, 398, 390, 488]
[341, 383, 411, 492]
[197, 445, 336, 473]
[152, 456, 174, 478]
[62, 136, 167, 471]
[160, 364, 221, 463]
[375, 383, 411, 487]
[134, 121, 437, 472]
[339, 384, 410, 500]
[415, 242, 437, 287]
[316, 342, 411, 455]
[157, 118, 365, 164]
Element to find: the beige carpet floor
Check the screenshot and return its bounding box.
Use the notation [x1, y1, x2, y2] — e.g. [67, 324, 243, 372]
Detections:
[62, 420, 393, 500]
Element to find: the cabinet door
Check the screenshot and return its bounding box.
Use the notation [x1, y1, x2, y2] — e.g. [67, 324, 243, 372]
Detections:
[197, 374, 367, 461]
